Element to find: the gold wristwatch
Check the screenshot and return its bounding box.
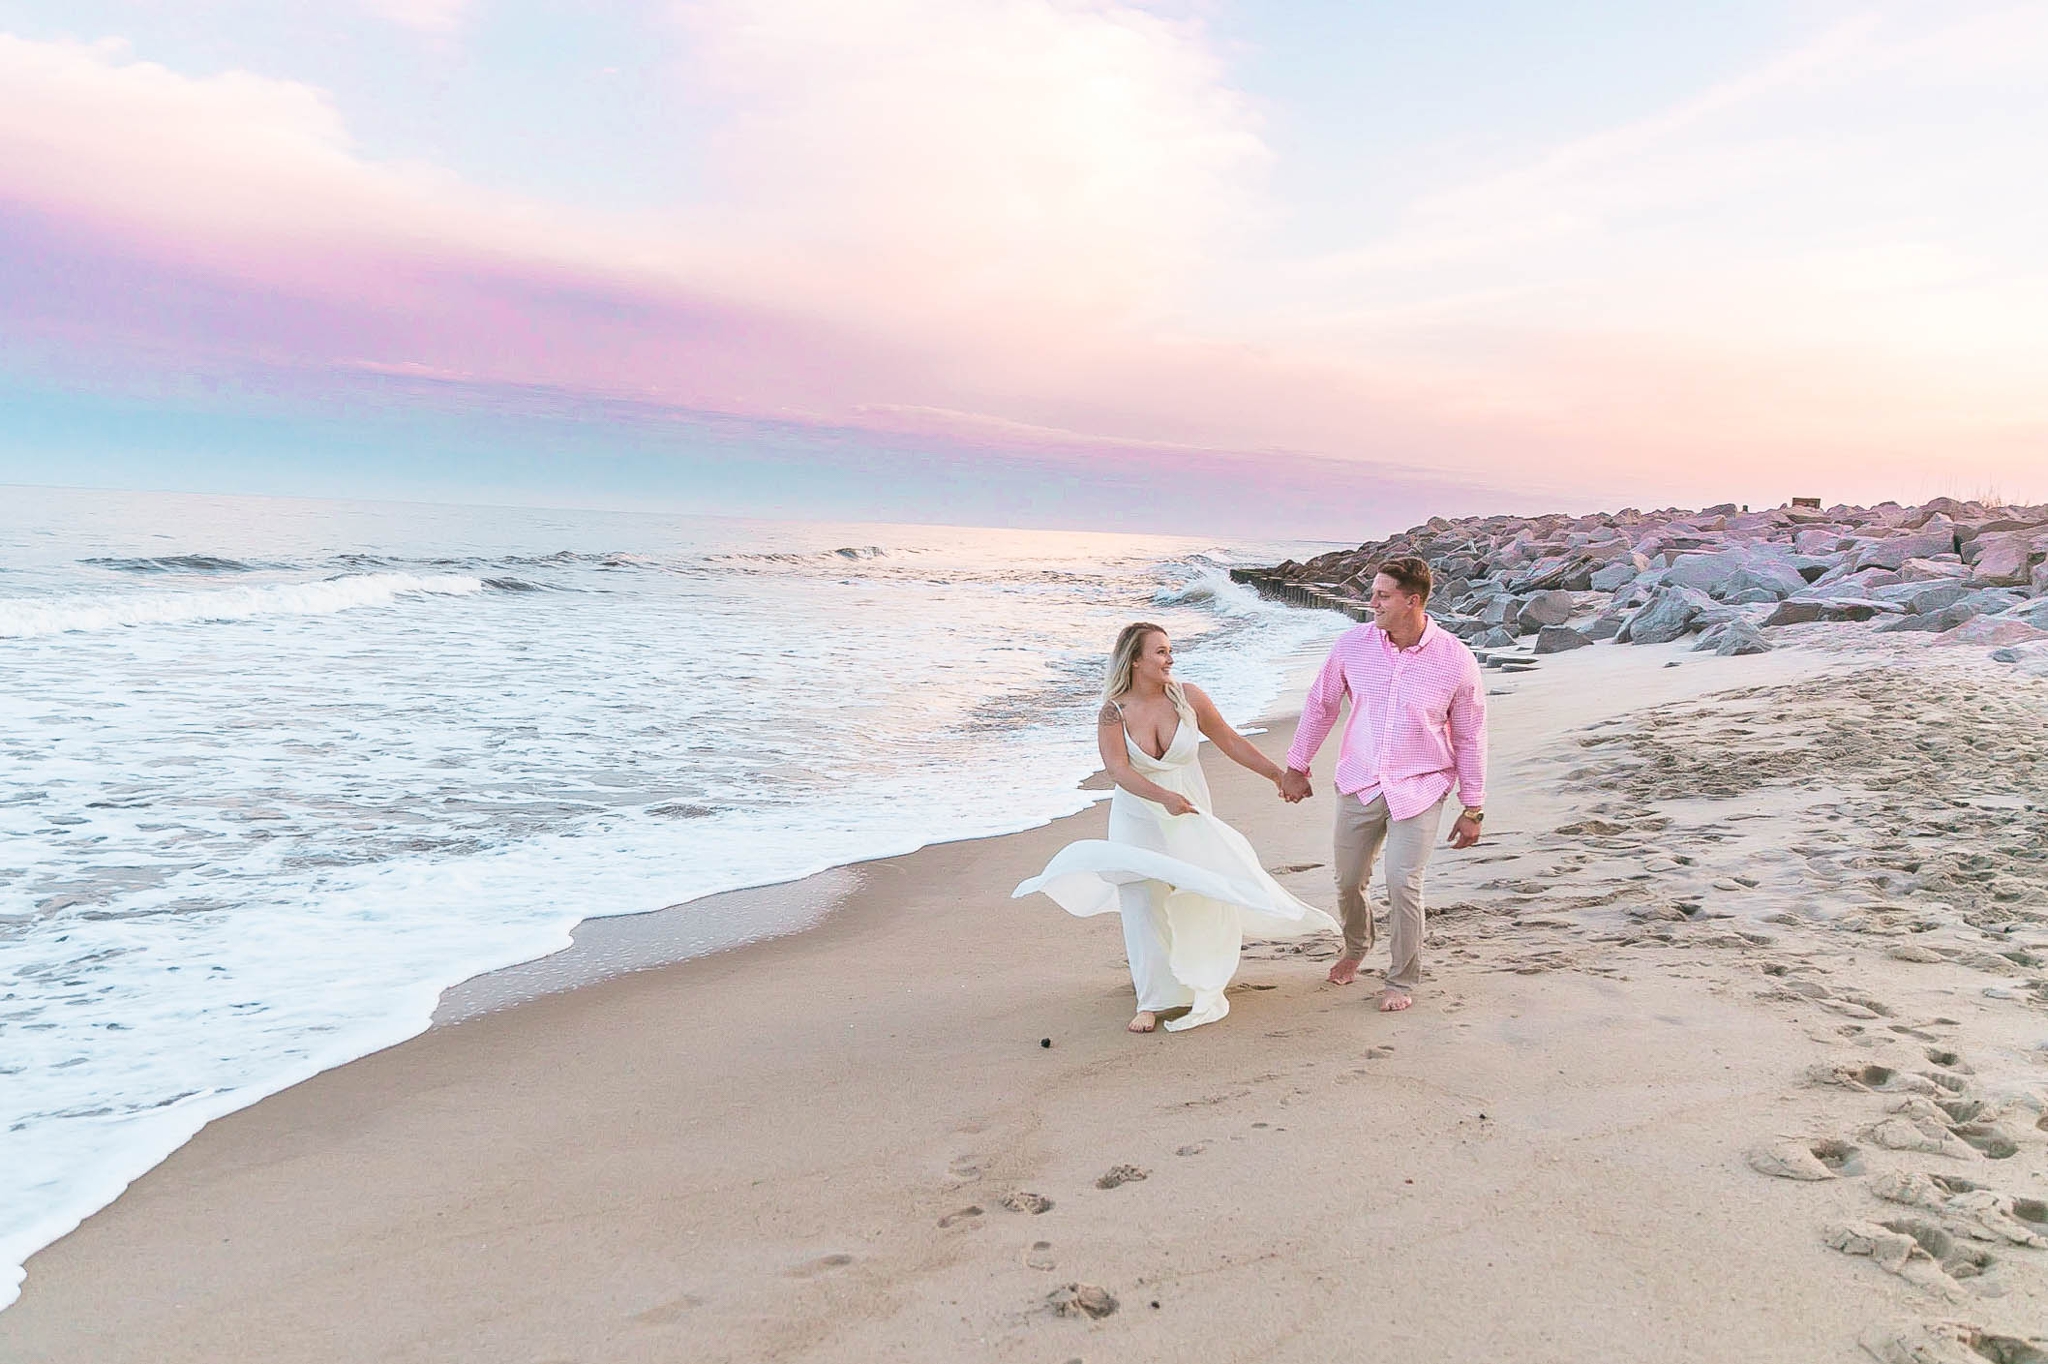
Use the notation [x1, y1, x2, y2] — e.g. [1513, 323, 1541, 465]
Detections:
[1460, 807, 1485, 823]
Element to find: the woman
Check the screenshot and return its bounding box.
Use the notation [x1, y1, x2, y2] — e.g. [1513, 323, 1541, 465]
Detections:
[1014, 623, 1338, 1032]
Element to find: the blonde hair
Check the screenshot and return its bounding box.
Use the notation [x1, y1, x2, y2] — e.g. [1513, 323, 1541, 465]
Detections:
[1103, 622, 1186, 713]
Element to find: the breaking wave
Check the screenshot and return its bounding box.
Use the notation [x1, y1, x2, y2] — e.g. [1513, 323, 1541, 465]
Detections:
[0, 574, 485, 639]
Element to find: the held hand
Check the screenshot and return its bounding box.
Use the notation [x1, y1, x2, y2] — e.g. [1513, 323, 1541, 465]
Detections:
[1279, 768, 1313, 803]
[1159, 792, 1198, 817]
[1447, 814, 1482, 849]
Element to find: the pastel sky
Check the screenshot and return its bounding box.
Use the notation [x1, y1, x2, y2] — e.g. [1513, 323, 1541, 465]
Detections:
[2, 2, 2043, 536]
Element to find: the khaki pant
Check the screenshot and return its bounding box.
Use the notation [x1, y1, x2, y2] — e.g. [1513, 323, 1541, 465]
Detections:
[1334, 791, 1446, 993]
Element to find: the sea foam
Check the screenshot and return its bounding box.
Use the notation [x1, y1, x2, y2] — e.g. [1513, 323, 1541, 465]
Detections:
[0, 572, 484, 638]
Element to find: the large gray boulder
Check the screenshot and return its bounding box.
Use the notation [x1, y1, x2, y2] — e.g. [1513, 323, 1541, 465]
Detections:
[1762, 598, 1885, 626]
[2001, 599, 2048, 631]
[1619, 585, 1713, 644]
[1590, 560, 1637, 592]
[1952, 586, 2029, 616]
[1853, 524, 1958, 570]
[1717, 620, 1772, 655]
[1692, 619, 1772, 655]
[1806, 569, 1903, 596]
[1662, 550, 1752, 596]
[1877, 602, 1981, 633]
[1793, 528, 1849, 554]
[1718, 561, 1807, 601]
[1661, 549, 1808, 601]
[1897, 557, 1970, 582]
[1761, 601, 1825, 625]
[1533, 625, 1593, 654]
[1968, 531, 2044, 587]
[1520, 590, 1576, 627]
[1480, 595, 1523, 629]
[1473, 626, 1519, 650]
[1946, 615, 2048, 646]
[1872, 580, 1976, 616]
[1510, 554, 1601, 593]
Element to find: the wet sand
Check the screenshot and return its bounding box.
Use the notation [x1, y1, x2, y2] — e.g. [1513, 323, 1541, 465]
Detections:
[3, 631, 2044, 1363]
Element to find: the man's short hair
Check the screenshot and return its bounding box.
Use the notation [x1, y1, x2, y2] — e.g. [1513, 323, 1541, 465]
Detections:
[1375, 556, 1433, 605]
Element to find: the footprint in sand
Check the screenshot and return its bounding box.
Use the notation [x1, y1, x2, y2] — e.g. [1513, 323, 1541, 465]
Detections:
[1810, 1063, 1942, 1097]
[1869, 1170, 2048, 1247]
[1023, 1241, 1057, 1271]
[1860, 1322, 2048, 1364]
[1095, 1164, 1149, 1190]
[1877, 1217, 1996, 1280]
[1824, 1222, 1927, 1278]
[948, 1153, 984, 1183]
[1364, 1046, 1395, 1059]
[1746, 1136, 1862, 1181]
[1863, 1100, 1981, 1160]
[1952, 1123, 2020, 1160]
[999, 1190, 1054, 1214]
[937, 1205, 985, 1228]
[786, 1253, 855, 1278]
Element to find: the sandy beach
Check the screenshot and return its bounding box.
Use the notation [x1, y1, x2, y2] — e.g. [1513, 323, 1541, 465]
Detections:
[4, 627, 2045, 1363]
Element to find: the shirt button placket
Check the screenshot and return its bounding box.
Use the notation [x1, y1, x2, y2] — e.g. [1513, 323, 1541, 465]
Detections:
[1378, 652, 1404, 775]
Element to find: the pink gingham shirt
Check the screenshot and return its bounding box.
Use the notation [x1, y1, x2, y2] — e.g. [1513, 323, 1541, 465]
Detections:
[1285, 620, 1488, 821]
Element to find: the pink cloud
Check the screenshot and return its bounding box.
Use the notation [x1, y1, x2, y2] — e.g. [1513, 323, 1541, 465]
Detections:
[0, 19, 1295, 447]
[2, 9, 2044, 514]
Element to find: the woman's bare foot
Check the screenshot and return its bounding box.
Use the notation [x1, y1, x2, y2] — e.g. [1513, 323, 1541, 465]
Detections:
[1378, 990, 1412, 1012]
[1326, 956, 1362, 985]
[1128, 1011, 1158, 1033]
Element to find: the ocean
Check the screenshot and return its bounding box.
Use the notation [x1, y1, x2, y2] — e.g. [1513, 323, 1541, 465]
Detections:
[0, 485, 1345, 1308]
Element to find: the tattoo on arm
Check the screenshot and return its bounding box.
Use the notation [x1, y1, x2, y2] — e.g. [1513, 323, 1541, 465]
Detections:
[1098, 701, 1122, 726]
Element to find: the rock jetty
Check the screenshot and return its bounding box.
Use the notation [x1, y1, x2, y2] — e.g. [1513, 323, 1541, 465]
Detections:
[1233, 497, 2048, 666]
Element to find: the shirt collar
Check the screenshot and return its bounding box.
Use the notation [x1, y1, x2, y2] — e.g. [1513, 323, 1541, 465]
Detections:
[1374, 617, 1435, 653]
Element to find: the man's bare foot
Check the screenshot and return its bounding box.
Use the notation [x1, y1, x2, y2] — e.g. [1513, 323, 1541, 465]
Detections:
[1326, 957, 1362, 986]
[1378, 990, 1413, 1012]
[1128, 1012, 1158, 1033]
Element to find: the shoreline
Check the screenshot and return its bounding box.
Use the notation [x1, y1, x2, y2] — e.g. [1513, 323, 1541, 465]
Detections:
[430, 646, 1338, 1031]
[6, 626, 2045, 1360]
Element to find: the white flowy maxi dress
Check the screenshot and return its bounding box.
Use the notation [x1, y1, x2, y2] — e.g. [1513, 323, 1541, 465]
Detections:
[1012, 696, 1339, 1031]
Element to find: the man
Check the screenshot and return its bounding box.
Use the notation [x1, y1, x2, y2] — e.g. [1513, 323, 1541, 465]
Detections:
[1280, 556, 1487, 1012]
